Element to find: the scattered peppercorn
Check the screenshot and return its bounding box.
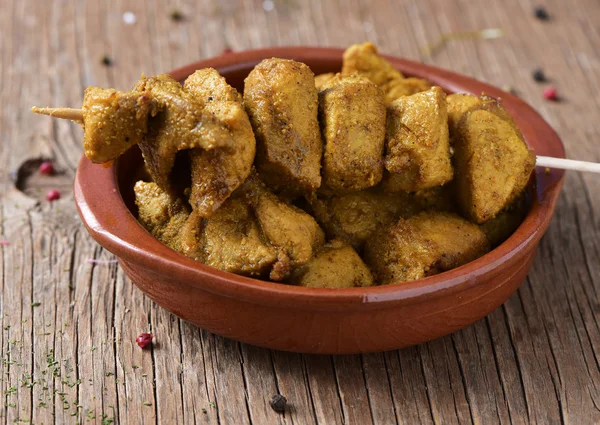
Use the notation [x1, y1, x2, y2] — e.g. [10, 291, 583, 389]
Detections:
[269, 394, 287, 413]
[532, 69, 546, 83]
[169, 9, 185, 21]
[46, 189, 61, 202]
[101, 55, 113, 66]
[39, 161, 55, 175]
[136, 333, 153, 348]
[543, 87, 558, 101]
[534, 6, 550, 21]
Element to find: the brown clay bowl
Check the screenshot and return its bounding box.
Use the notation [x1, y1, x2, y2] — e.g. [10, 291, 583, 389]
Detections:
[74, 47, 565, 354]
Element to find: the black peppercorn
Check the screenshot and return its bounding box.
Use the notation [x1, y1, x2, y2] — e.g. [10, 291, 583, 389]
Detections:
[101, 55, 113, 66]
[269, 394, 287, 413]
[532, 69, 546, 83]
[170, 9, 185, 21]
[534, 7, 550, 21]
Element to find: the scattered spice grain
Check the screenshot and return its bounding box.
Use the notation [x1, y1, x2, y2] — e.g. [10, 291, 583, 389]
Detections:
[269, 394, 287, 413]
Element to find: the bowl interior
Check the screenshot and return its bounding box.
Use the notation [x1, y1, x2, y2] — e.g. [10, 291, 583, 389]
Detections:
[81, 47, 565, 310]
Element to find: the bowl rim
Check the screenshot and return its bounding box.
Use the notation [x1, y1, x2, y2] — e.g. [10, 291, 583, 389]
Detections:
[74, 46, 566, 312]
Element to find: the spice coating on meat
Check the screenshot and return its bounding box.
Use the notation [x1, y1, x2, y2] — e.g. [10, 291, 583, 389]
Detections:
[289, 240, 374, 288]
[134, 181, 190, 252]
[244, 58, 323, 195]
[241, 174, 325, 278]
[318, 74, 386, 192]
[453, 96, 535, 223]
[82, 87, 154, 164]
[342, 42, 431, 105]
[383, 86, 453, 192]
[364, 211, 490, 284]
[185, 69, 256, 217]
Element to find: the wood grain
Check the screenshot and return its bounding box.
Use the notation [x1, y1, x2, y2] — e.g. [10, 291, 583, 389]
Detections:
[1, 0, 599, 423]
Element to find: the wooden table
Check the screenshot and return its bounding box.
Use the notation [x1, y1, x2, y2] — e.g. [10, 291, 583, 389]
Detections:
[1, 0, 599, 423]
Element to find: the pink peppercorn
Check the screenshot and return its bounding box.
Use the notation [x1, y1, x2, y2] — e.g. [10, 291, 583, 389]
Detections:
[543, 87, 558, 101]
[136, 333, 153, 348]
[46, 189, 61, 201]
[39, 161, 55, 175]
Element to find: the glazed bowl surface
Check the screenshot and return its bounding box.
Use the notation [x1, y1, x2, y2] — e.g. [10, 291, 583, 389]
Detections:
[74, 47, 565, 354]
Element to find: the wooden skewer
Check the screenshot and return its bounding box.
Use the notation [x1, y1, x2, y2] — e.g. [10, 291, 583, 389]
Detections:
[31, 106, 83, 123]
[31, 106, 600, 174]
[536, 156, 600, 174]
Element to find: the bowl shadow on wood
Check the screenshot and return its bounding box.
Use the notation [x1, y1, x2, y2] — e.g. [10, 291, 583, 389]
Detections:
[74, 47, 565, 354]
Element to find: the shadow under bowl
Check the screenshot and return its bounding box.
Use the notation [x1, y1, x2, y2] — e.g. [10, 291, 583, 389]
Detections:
[74, 47, 565, 354]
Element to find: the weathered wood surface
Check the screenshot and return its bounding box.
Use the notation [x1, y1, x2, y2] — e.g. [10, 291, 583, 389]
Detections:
[1, 0, 599, 423]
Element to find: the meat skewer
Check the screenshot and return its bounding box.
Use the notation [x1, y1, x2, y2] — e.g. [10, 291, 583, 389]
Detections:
[32, 69, 257, 219]
[31, 106, 600, 175]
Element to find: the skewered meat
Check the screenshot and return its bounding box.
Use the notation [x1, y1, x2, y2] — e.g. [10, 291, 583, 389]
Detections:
[452, 95, 535, 223]
[184, 69, 256, 217]
[82, 87, 154, 164]
[132, 74, 236, 194]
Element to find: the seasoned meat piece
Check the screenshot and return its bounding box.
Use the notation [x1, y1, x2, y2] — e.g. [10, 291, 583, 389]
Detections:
[242, 174, 325, 278]
[384, 86, 453, 191]
[200, 197, 279, 277]
[318, 74, 386, 192]
[310, 188, 415, 249]
[184, 69, 256, 217]
[134, 181, 190, 252]
[364, 212, 490, 284]
[342, 42, 430, 105]
[480, 195, 528, 247]
[82, 87, 154, 164]
[411, 185, 458, 213]
[184, 68, 243, 104]
[447, 93, 484, 144]
[310, 184, 456, 250]
[453, 98, 535, 223]
[289, 240, 374, 288]
[178, 210, 205, 261]
[133, 74, 234, 192]
[342, 42, 404, 91]
[244, 58, 323, 194]
[385, 78, 432, 103]
[314, 72, 335, 90]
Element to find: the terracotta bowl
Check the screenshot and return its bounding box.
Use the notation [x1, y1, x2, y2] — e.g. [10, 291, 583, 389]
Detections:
[74, 47, 565, 354]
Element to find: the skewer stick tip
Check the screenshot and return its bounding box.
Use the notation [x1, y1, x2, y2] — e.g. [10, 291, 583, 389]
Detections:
[31, 106, 84, 123]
